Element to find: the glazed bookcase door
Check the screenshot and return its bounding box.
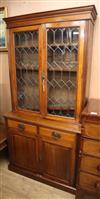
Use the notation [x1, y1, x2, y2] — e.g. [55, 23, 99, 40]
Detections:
[45, 21, 85, 119]
[10, 26, 41, 113]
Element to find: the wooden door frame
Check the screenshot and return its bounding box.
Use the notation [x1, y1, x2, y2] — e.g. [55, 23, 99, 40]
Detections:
[42, 20, 87, 122]
[9, 25, 42, 116]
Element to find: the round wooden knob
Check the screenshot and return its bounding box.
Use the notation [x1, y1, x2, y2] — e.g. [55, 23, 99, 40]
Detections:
[97, 165, 100, 171]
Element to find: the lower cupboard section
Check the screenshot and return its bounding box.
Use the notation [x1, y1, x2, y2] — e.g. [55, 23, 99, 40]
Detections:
[39, 127, 77, 186]
[7, 122, 78, 192]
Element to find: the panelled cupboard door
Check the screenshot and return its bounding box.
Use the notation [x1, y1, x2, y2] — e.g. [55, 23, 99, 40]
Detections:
[9, 25, 42, 113]
[40, 140, 72, 184]
[42, 21, 86, 120]
[8, 129, 37, 172]
[39, 128, 77, 185]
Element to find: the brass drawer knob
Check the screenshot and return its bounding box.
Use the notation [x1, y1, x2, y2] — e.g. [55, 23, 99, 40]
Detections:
[52, 131, 61, 140]
[18, 123, 25, 131]
[97, 165, 100, 171]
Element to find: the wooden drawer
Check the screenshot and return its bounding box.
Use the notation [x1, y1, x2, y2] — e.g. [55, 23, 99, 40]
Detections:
[83, 123, 100, 139]
[82, 139, 100, 158]
[79, 172, 100, 195]
[80, 155, 100, 176]
[39, 127, 76, 147]
[7, 120, 37, 135]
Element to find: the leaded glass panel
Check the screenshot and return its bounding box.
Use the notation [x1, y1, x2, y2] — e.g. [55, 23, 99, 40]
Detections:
[47, 27, 79, 117]
[14, 30, 39, 111]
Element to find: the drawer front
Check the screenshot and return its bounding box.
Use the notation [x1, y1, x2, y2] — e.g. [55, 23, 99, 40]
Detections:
[83, 123, 100, 139]
[79, 172, 100, 194]
[39, 127, 76, 147]
[82, 139, 100, 158]
[7, 120, 37, 135]
[80, 155, 100, 176]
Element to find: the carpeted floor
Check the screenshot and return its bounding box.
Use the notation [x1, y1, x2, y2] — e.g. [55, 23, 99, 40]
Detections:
[0, 150, 75, 199]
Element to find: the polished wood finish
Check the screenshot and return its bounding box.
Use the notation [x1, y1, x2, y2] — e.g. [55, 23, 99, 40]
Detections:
[76, 188, 100, 199]
[76, 99, 100, 199]
[4, 5, 97, 29]
[8, 120, 37, 135]
[80, 156, 100, 176]
[79, 172, 100, 195]
[5, 112, 81, 133]
[4, 6, 97, 194]
[39, 127, 77, 185]
[7, 119, 78, 192]
[39, 127, 76, 146]
[82, 139, 100, 158]
[83, 123, 100, 139]
[8, 129, 37, 172]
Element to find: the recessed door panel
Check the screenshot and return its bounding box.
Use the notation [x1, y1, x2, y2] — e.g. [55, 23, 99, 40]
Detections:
[39, 133, 76, 185]
[42, 141, 71, 181]
[9, 131, 37, 171]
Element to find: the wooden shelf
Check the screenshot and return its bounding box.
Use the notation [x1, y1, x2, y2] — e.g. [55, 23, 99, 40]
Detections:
[17, 66, 77, 72]
[15, 45, 38, 49]
[48, 43, 78, 48]
[48, 62, 77, 72]
[48, 106, 74, 110]
[15, 43, 78, 49]
[48, 67, 77, 72]
[17, 67, 38, 71]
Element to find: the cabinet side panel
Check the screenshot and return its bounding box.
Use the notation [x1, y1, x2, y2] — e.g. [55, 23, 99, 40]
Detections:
[8, 29, 18, 111]
[85, 21, 94, 101]
[79, 20, 94, 114]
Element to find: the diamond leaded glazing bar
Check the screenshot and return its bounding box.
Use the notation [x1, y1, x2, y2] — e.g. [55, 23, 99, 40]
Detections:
[47, 27, 79, 117]
[14, 30, 39, 111]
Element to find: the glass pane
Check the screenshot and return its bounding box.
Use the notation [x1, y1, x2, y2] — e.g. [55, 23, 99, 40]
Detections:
[47, 27, 79, 117]
[14, 30, 39, 111]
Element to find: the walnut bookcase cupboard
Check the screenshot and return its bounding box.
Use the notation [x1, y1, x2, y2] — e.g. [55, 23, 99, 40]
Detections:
[4, 5, 97, 194]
